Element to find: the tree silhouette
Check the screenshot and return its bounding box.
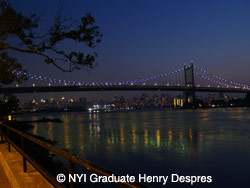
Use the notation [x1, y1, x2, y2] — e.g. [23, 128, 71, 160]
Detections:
[0, 94, 19, 120]
[0, 0, 102, 85]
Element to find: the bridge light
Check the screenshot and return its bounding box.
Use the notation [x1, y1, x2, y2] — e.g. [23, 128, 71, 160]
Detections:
[166, 83, 170, 86]
[64, 83, 67, 86]
[154, 83, 158, 86]
[49, 83, 51, 86]
[16, 84, 19, 87]
[32, 84, 35, 87]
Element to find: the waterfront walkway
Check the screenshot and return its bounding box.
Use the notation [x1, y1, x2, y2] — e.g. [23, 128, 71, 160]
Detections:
[0, 160, 11, 188]
[0, 140, 54, 188]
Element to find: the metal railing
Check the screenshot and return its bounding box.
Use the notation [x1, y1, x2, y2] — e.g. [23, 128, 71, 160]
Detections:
[0, 123, 147, 188]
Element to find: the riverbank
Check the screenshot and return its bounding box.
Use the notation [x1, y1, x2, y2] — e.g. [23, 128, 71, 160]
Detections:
[14, 105, 250, 118]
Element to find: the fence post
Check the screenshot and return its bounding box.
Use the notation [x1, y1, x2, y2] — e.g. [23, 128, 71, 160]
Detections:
[68, 154, 75, 188]
[21, 136, 27, 173]
[7, 128, 11, 152]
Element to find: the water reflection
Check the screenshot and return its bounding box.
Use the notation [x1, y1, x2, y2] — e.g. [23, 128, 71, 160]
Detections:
[47, 122, 54, 141]
[22, 109, 250, 159]
[18, 108, 250, 187]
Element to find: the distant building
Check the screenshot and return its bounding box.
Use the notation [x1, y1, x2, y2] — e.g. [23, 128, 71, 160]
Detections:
[207, 93, 218, 103]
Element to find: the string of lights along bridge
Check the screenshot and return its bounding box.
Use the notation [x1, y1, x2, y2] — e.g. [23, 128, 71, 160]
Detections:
[13, 64, 250, 90]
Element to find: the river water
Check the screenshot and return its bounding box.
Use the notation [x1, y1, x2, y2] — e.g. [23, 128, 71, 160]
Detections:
[17, 108, 250, 187]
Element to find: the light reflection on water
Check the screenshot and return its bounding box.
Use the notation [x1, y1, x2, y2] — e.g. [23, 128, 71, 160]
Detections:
[18, 108, 250, 187]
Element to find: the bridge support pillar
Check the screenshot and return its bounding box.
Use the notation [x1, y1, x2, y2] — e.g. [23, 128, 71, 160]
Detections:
[185, 90, 196, 108]
[246, 92, 250, 107]
[184, 63, 196, 108]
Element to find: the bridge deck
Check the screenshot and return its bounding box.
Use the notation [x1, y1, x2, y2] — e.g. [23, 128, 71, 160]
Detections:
[0, 85, 249, 94]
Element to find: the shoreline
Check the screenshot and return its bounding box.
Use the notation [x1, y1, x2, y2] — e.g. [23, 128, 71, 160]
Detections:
[14, 106, 249, 117]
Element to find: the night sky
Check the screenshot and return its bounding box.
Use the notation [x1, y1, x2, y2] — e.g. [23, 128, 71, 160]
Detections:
[5, 0, 250, 102]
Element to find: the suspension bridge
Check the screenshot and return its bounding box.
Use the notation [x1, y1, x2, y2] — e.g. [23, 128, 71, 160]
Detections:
[1, 64, 250, 106]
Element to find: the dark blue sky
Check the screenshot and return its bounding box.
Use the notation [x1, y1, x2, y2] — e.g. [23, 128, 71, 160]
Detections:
[5, 0, 250, 101]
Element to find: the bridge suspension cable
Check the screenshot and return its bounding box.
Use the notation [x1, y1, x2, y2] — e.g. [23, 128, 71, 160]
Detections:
[14, 64, 249, 90]
[193, 65, 249, 89]
[15, 66, 186, 87]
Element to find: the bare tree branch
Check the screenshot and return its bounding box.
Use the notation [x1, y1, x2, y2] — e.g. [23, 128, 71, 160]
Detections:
[0, 0, 102, 85]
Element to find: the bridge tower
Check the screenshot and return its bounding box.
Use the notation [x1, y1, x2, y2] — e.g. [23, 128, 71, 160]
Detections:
[184, 63, 196, 107]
